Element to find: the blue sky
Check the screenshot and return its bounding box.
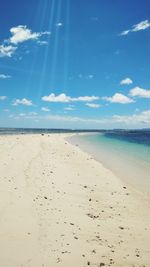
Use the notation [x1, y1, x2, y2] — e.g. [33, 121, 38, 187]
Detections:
[0, 0, 150, 129]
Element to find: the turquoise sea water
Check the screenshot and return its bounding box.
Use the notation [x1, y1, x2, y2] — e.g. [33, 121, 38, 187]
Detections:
[69, 133, 150, 195]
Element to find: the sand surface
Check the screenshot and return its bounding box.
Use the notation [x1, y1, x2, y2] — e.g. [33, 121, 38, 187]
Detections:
[0, 133, 150, 267]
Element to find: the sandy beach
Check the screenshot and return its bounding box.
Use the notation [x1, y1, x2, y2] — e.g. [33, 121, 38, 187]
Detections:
[0, 133, 150, 267]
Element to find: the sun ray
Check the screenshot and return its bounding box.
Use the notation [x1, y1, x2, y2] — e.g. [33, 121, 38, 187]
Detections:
[48, 0, 62, 91]
[63, 0, 70, 93]
[36, 0, 56, 102]
[24, 0, 50, 96]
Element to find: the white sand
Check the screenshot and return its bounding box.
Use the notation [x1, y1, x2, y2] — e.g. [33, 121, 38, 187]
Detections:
[0, 133, 150, 267]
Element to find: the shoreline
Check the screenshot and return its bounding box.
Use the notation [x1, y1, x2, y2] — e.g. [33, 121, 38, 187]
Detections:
[0, 133, 150, 266]
[67, 133, 150, 198]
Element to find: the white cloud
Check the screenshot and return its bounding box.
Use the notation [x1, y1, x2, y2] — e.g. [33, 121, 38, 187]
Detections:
[0, 96, 7, 100]
[78, 74, 94, 80]
[41, 31, 51, 35]
[19, 113, 26, 117]
[42, 93, 71, 103]
[33, 114, 105, 124]
[9, 113, 82, 124]
[41, 107, 50, 112]
[120, 30, 130, 36]
[42, 93, 99, 103]
[9, 25, 50, 44]
[0, 26, 50, 58]
[132, 20, 150, 32]
[64, 107, 75, 111]
[75, 96, 99, 102]
[0, 44, 16, 57]
[56, 22, 63, 27]
[17, 112, 37, 117]
[86, 103, 100, 108]
[120, 77, 133, 85]
[103, 93, 134, 104]
[10, 25, 38, 44]
[129, 86, 150, 98]
[37, 40, 48, 45]
[7, 109, 150, 128]
[12, 98, 33, 106]
[0, 74, 11, 79]
[120, 20, 150, 36]
[87, 74, 94, 79]
[112, 110, 150, 125]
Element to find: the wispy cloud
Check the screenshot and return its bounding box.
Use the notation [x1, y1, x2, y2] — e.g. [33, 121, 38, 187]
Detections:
[78, 74, 94, 80]
[18, 113, 26, 117]
[103, 93, 134, 104]
[42, 93, 99, 103]
[129, 86, 150, 98]
[86, 103, 100, 108]
[64, 107, 75, 111]
[10, 112, 37, 119]
[37, 40, 48, 45]
[0, 95, 7, 100]
[0, 44, 17, 57]
[41, 107, 50, 112]
[12, 98, 33, 106]
[120, 77, 133, 85]
[8, 109, 150, 128]
[113, 110, 150, 124]
[0, 74, 11, 79]
[120, 20, 150, 36]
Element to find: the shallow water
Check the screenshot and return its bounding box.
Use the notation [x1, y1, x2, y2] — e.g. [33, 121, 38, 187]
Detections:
[69, 133, 150, 195]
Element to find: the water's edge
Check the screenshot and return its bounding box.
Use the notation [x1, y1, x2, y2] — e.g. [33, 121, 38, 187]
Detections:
[67, 133, 150, 196]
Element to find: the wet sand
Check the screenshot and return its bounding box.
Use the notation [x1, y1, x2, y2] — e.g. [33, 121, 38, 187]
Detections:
[0, 133, 150, 267]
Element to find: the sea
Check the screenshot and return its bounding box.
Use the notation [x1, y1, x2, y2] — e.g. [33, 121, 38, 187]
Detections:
[69, 130, 150, 195]
[1, 128, 150, 195]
